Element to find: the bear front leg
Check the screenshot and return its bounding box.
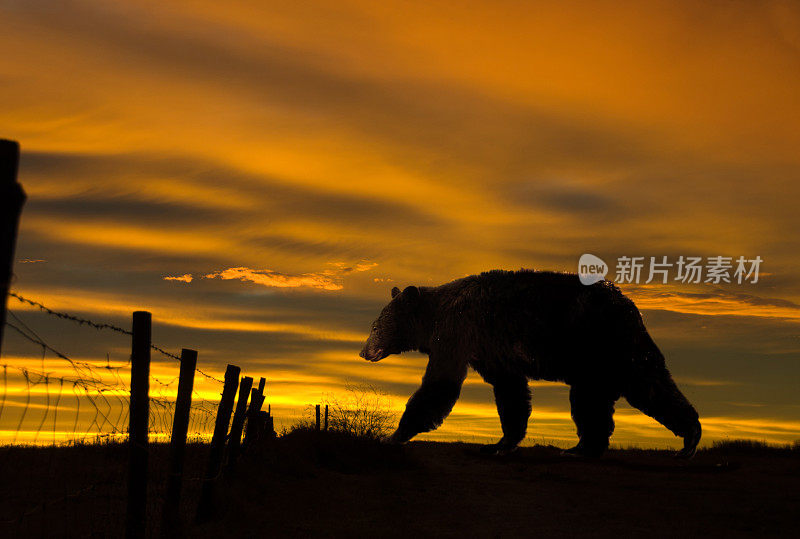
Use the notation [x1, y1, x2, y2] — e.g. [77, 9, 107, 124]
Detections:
[480, 376, 531, 456]
[623, 364, 701, 459]
[389, 354, 468, 444]
[389, 379, 463, 443]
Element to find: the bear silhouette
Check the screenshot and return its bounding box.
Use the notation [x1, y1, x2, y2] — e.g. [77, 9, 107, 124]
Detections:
[360, 269, 701, 458]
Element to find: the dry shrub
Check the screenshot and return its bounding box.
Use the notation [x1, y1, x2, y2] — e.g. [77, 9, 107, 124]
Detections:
[322, 383, 396, 440]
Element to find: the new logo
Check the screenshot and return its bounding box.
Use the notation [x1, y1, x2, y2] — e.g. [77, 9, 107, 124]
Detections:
[578, 253, 608, 285]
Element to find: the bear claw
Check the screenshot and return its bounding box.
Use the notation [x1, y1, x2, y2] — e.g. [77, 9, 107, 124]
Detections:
[675, 422, 702, 459]
[561, 444, 605, 458]
[480, 442, 517, 456]
[675, 422, 703, 459]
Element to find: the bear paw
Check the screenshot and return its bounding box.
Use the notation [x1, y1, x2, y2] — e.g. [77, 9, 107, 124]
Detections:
[480, 441, 517, 456]
[385, 429, 411, 445]
[675, 422, 702, 459]
[561, 442, 605, 458]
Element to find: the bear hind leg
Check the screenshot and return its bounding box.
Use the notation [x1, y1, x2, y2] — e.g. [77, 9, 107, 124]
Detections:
[481, 376, 531, 456]
[564, 385, 619, 458]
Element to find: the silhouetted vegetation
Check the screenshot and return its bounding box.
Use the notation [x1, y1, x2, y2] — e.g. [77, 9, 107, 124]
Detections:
[259, 426, 412, 475]
[290, 383, 396, 439]
[323, 383, 396, 439]
[709, 438, 800, 454]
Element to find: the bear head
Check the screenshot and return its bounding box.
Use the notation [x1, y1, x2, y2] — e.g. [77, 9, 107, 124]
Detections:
[360, 285, 422, 362]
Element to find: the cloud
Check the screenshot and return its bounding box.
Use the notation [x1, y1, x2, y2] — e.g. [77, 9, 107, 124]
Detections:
[353, 262, 378, 272]
[19, 150, 448, 267]
[204, 262, 377, 291]
[625, 285, 800, 322]
[5, 0, 800, 447]
[503, 179, 621, 217]
[164, 274, 193, 283]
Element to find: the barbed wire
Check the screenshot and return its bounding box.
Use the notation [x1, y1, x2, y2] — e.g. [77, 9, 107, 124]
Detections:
[3, 316, 218, 443]
[8, 292, 131, 334]
[1, 362, 216, 443]
[5, 319, 127, 382]
[0, 295, 222, 534]
[8, 292, 224, 383]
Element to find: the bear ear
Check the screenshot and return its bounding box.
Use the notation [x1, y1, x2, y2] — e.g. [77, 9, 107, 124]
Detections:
[403, 286, 420, 301]
[391, 286, 401, 298]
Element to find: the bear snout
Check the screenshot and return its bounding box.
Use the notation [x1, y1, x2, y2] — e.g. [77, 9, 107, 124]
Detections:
[360, 345, 385, 362]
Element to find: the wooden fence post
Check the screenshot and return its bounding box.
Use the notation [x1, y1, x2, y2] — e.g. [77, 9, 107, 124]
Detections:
[258, 410, 275, 438]
[225, 376, 252, 474]
[0, 139, 25, 359]
[315, 404, 321, 432]
[162, 348, 197, 535]
[324, 404, 329, 432]
[126, 311, 151, 539]
[243, 384, 265, 448]
[196, 364, 240, 521]
[266, 412, 274, 436]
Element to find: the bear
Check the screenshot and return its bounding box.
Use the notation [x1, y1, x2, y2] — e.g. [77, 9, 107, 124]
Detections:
[359, 269, 702, 458]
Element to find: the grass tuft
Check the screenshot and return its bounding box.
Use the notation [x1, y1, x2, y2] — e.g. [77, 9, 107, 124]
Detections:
[706, 438, 800, 455]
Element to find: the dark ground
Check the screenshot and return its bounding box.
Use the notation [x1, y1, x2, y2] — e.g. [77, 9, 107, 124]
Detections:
[1, 433, 798, 537]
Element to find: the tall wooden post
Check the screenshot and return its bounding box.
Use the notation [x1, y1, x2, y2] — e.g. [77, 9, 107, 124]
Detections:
[257, 410, 269, 437]
[196, 364, 240, 521]
[243, 385, 265, 447]
[0, 139, 25, 358]
[315, 404, 321, 432]
[162, 348, 197, 535]
[266, 412, 274, 436]
[324, 404, 329, 432]
[126, 311, 151, 539]
[225, 376, 253, 474]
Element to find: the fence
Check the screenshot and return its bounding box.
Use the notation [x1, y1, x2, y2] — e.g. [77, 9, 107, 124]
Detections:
[1, 293, 277, 536]
[0, 138, 286, 536]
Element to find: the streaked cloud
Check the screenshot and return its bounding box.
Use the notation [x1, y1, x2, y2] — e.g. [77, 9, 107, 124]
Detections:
[2, 0, 799, 447]
[626, 285, 800, 322]
[163, 274, 193, 283]
[8, 285, 368, 341]
[204, 262, 377, 291]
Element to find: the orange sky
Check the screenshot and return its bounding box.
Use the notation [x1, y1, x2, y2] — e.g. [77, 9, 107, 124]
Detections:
[1, 0, 800, 447]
